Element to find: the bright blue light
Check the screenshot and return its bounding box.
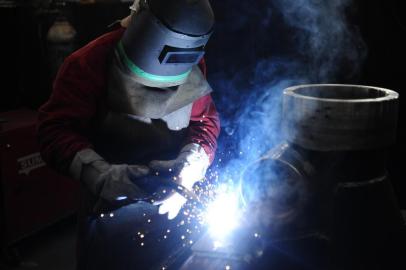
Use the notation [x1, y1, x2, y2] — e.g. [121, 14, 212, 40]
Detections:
[203, 185, 242, 245]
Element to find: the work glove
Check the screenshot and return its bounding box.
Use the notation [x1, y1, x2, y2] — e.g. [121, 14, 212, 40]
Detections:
[149, 143, 210, 220]
[69, 148, 150, 212]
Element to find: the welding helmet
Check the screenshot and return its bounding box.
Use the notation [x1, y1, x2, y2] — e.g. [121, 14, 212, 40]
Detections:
[118, 0, 215, 87]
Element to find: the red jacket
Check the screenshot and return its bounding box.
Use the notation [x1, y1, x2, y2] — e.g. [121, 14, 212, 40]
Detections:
[37, 27, 220, 173]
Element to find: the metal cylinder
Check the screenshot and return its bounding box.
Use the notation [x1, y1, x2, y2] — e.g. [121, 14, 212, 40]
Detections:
[282, 84, 399, 151]
[240, 143, 313, 230]
[281, 84, 405, 269]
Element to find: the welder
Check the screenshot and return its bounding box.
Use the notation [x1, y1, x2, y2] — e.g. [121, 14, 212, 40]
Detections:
[37, 0, 220, 269]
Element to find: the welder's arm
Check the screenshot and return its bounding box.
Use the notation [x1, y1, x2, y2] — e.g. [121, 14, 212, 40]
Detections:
[37, 55, 101, 173]
[149, 94, 220, 219]
[70, 148, 150, 209]
[185, 94, 221, 163]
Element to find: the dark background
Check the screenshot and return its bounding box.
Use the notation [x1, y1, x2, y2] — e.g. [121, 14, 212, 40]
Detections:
[1, 0, 405, 208]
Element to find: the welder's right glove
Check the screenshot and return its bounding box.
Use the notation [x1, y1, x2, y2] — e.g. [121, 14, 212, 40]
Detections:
[69, 148, 150, 211]
[149, 143, 210, 220]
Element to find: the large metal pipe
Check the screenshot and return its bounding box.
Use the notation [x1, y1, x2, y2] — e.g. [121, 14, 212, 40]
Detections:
[282, 84, 399, 151]
[241, 84, 405, 269]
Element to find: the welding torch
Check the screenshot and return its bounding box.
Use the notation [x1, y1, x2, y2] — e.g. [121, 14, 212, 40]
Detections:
[135, 170, 205, 208]
[151, 172, 204, 207]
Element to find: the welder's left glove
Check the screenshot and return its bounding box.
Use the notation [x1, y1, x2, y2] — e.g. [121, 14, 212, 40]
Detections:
[149, 143, 210, 220]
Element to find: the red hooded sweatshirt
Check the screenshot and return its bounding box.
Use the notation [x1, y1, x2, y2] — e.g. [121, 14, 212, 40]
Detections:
[37, 27, 220, 173]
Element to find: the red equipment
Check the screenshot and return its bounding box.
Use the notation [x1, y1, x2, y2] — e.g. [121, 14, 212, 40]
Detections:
[0, 109, 79, 248]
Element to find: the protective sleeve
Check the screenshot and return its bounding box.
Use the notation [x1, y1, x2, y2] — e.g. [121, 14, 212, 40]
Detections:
[186, 94, 220, 164]
[185, 59, 220, 164]
[37, 55, 102, 174]
[185, 59, 221, 165]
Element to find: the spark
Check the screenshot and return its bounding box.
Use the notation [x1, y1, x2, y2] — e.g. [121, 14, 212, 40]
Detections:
[140, 234, 145, 239]
[140, 242, 144, 246]
[147, 219, 151, 223]
[100, 213, 104, 218]
[225, 265, 231, 270]
[181, 235, 185, 240]
[109, 213, 114, 217]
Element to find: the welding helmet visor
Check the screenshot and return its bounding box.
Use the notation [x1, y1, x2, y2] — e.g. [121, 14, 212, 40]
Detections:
[118, 0, 215, 87]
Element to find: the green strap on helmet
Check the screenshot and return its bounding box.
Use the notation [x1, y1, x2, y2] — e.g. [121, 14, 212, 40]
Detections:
[116, 41, 191, 84]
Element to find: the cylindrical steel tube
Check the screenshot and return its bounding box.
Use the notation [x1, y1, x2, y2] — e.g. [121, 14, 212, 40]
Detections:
[283, 84, 399, 151]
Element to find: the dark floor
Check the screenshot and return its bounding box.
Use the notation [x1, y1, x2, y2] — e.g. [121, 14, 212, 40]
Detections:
[1, 216, 76, 270]
[1, 211, 406, 270]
